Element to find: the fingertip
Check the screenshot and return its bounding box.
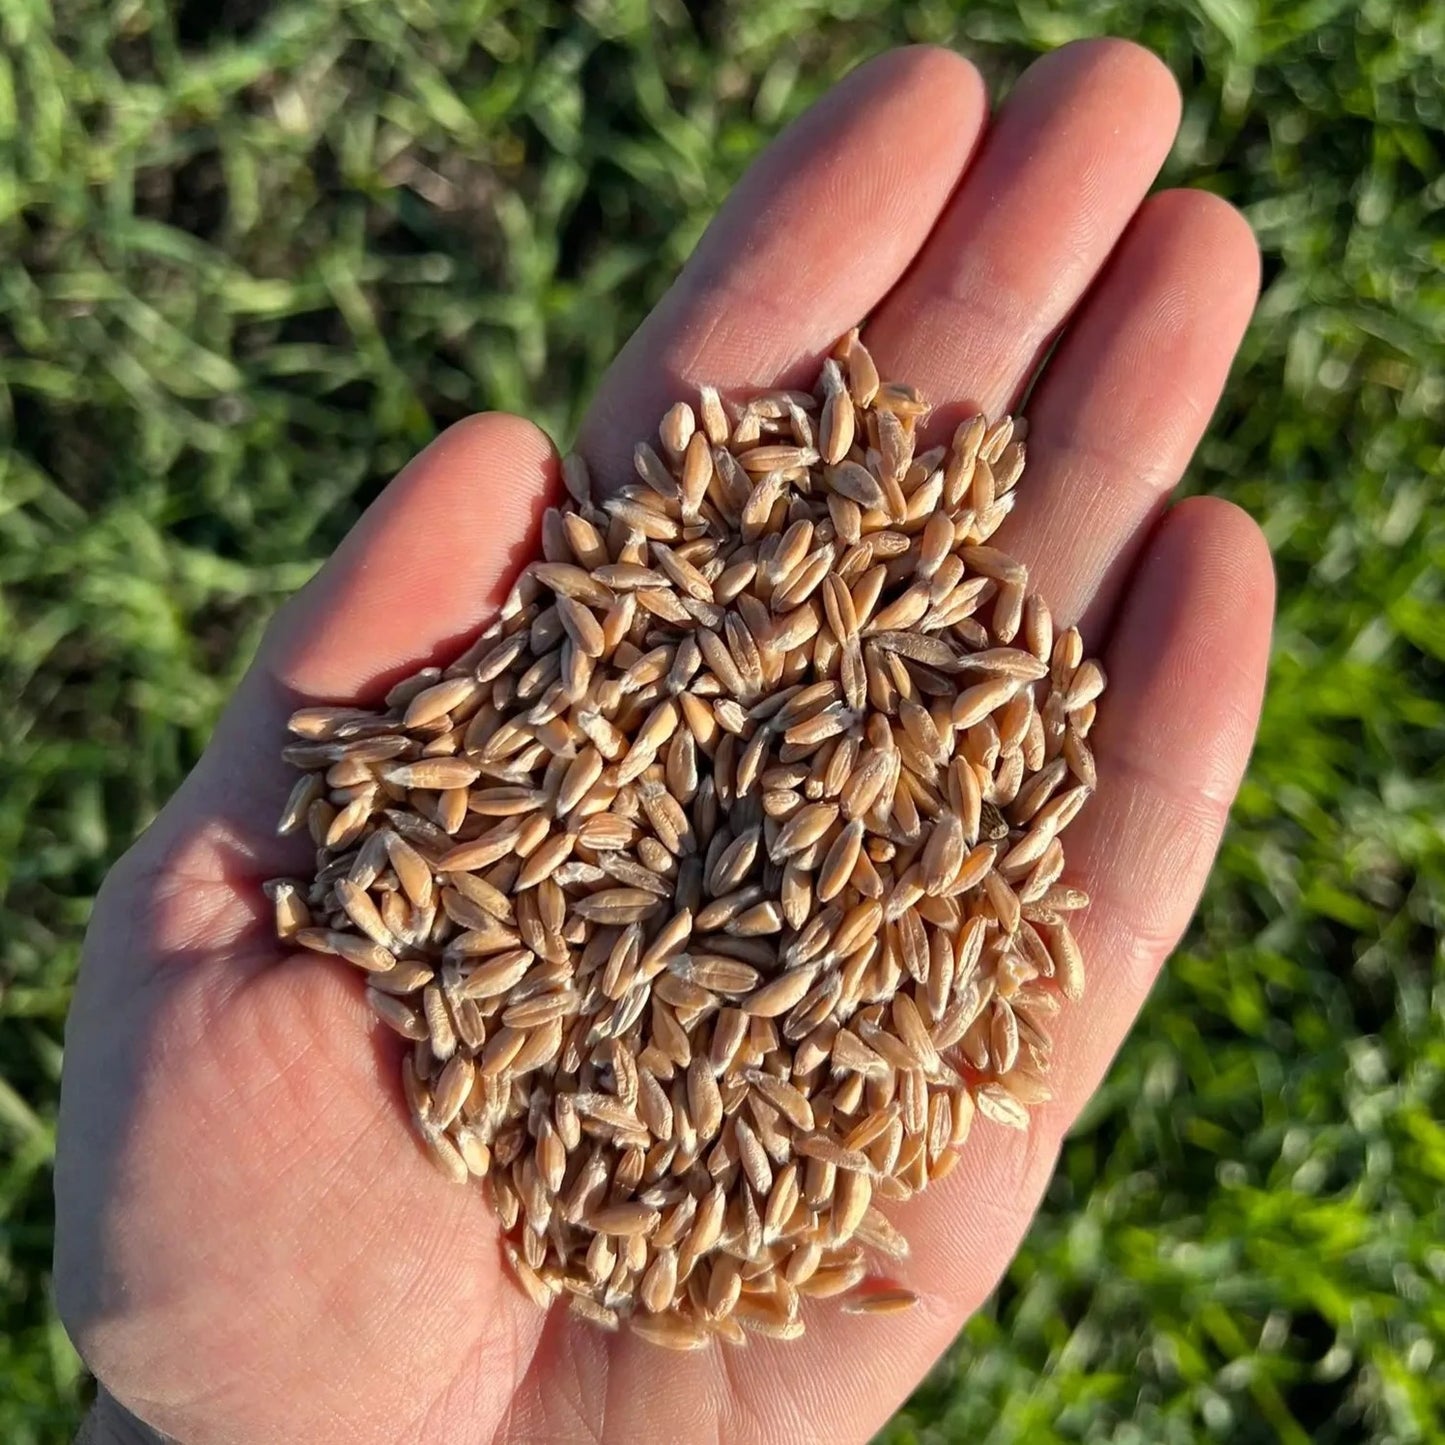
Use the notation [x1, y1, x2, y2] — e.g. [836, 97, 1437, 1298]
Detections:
[267, 410, 560, 701]
[1154, 493, 1277, 625]
[320, 409, 560, 584]
[779, 43, 988, 170]
[1037, 36, 1183, 132]
[415, 411, 562, 534]
[1141, 187, 1263, 303]
[1108, 495, 1275, 777]
[438, 409, 558, 470]
[867, 42, 988, 121]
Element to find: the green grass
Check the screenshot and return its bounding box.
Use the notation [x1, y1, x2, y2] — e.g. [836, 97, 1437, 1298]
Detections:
[1, 2, 1441, 1440]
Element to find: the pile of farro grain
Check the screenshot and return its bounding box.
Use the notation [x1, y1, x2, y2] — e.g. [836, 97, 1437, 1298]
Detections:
[269, 329, 1106, 1349]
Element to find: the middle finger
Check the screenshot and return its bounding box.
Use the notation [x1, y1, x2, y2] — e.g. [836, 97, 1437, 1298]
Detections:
[864, 38, 1182, 432]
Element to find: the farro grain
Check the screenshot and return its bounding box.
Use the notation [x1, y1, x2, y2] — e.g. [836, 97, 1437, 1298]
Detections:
[271, 339, 1106, 1341]
[841, 1287, 919, 1316]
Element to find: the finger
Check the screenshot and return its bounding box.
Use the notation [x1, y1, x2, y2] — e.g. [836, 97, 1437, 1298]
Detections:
[262, 412, 558, 698]
[577, 45, 987, 490]
[649, 497, 1273, 1442]
[125, 414, 559, 924]
[1043, 495, 1275, 1083]
[864, 39, 1182, 428]
[991, 189, 1261, 636]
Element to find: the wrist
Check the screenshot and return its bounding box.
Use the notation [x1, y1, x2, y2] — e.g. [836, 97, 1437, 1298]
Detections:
[79, 1390, 175, 1445]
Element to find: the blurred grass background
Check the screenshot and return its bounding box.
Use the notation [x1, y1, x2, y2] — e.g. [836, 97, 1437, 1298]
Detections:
[1, 1, 1442, 1440]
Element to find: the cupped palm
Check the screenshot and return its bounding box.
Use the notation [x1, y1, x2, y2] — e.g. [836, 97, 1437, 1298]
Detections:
[57, 41, 1273, 1445]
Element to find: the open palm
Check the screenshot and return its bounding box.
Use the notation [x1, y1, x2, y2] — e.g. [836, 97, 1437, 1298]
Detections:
[56, 41, 1272, 1445]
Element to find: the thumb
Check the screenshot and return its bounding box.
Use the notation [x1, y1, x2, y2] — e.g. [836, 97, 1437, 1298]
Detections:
[126, 412, 560, 927]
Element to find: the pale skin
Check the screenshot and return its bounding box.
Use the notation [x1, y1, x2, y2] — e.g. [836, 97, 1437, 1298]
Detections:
[56, 40, 1274, 1445]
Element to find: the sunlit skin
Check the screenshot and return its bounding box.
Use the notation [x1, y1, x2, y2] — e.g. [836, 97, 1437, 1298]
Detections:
[56, 40, 1273, 1445]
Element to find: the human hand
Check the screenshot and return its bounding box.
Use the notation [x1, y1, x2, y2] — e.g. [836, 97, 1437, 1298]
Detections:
[56, 40, 1271, 1445]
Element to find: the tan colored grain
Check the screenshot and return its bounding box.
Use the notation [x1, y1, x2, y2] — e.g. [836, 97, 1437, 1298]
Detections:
[742, 966, 818, 1019]
[797, 1258, 868, 1299]
[841, 1287, 919, 1316]
[266, 879, 311, 937]
[843, 333, 880, 407]
[365, 988, 428, 1040]
[975, 1083, 1030, 1130]
[273, 343, 1107, 1342]
[627, 1309, 709, 1351]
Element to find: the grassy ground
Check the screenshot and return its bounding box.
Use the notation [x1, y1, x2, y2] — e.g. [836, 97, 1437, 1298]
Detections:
[1, 2, 1441, 1440]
